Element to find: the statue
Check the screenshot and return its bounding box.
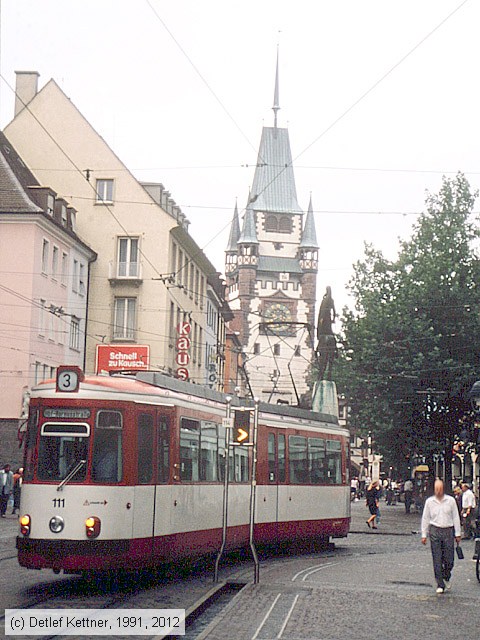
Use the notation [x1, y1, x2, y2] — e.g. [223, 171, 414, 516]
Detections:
[316, 286, 338, 381]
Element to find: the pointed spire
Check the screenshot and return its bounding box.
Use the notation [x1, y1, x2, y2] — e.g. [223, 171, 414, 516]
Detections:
[272, 46, 280, 128]
[226, 199, 241, 251]
[239, 206, 259, 245]
[300, 194, 319, 248]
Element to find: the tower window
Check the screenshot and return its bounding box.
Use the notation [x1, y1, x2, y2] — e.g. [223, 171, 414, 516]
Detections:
[273, 344, 281, 356]
[294, 345, 301, 357]
[265, 215, 278, 232]
[278, 217, 292, 233]
[253, 343, 260, 355]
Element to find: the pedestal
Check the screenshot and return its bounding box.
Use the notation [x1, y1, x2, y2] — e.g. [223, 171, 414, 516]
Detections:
[312, 380, 339, 419]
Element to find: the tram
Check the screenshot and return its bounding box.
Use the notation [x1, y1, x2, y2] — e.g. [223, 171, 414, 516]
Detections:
[17, 366, 351, 573]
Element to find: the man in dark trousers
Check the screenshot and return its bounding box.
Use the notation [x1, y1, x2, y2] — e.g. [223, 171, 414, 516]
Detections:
[421, 479, 461, 594]
[0, 464, 14, 517]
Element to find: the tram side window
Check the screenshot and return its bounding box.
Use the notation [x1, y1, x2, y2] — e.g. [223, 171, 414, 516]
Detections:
[268, 433, 276, 482]
[289, 436, 308, 484]
[180, 418, 200, 481]
[92, 411, 123, 483]
[309, 438, 326, 484]
[326, 440, 342, 485]
[234, 446, 249, 482]
[278, 434, 286, 482]
[138, 414, 154, 484]
[157, 417, 170, 483]
[218, 424, 226, 481]
[200, 421, 218, 482]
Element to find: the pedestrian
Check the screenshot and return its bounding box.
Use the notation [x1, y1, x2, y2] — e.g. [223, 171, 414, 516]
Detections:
[12, 468, 23, 515]
[366, 480, 380, 529]
[453, 486, 463, 518]
[350, 476, 359, 501]
[0, 464, 14, 517]
[404, 478, 414, 514]
[421, 479, 461, 594]
[461, 483, 477, 540]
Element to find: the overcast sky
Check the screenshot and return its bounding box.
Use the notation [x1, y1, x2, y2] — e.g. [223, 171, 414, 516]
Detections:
[1, 0, 479, 316]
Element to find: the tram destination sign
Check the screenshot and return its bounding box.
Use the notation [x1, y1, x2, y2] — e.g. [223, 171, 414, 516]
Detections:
[96, 345, 150, 374]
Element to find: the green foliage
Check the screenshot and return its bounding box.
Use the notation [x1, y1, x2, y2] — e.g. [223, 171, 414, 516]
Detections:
[338, 174, 480, 471]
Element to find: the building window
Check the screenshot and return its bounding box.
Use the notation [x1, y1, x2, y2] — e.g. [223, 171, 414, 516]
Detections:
[72, 260, 79, 292]
[96, 179, 114, 203]
[253, 343, 260, 355]
[265, 215, 278, 232]
[177, 249, 183, 286]
[117, 237, 139, 277]
[198, 327, 203, 367]
[200, 275, 205, 309]
[294, 345, 301, 357]
[41, 239, 49, 274]
[70, 210, 76, 231]
[79, 263, 86, 295]
[48, 311, 55, 341]
[38, 300, 46, 336]
[51, 246, 58, 279]
[195, 268, 199, 305]
[34, 362, 41, 384]
[61, 252, 68, 286]
[113, 297, 136, 340]
[70, 317, 80, 350]
[60, 204, 67, 227]
[170, 242, 177, 278]
[273, 344, 281, 356]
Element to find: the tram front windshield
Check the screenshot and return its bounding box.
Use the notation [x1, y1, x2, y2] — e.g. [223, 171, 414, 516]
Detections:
[37, 429, 88, 482]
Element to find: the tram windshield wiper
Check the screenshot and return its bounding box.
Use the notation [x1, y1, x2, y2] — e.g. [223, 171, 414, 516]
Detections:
[57, 459, 86, 492]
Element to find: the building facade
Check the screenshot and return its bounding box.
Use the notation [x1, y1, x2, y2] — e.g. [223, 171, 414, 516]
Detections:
[5, 72, 229, 389]
[0, 131, 95, 463]
[225, 64, 318, 404]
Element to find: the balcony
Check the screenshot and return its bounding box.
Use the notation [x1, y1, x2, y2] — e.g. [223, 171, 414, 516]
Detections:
[108, 261, 143, 286]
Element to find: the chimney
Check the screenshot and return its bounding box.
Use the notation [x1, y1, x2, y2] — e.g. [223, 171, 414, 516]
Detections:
[14, 71, 40, 116]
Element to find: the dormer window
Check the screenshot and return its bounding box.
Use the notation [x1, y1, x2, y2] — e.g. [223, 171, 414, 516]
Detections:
[47, 194, 55, 216]
[61, 205, 67, 227]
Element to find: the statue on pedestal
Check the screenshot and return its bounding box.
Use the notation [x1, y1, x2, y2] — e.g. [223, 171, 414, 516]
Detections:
[316, 286, 338, 381]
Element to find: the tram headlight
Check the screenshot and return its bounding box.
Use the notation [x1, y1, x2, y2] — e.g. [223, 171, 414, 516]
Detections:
[49, 516, 64, 534]
[19, 514, 31, 537]
[85, 516, 101, 539]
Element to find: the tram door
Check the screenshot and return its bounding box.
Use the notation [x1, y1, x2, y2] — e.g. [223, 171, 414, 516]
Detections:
[134, 412, 156, 556]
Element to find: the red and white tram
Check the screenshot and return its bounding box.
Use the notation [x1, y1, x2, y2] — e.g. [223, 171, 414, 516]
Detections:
[17, 367, 350, 573]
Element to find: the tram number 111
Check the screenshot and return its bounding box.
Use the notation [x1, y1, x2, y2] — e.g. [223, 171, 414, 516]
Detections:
[52, 498, 65, 508]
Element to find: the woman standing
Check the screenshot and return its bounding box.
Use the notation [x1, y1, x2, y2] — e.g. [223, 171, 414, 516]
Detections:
[366, 480, 380, 529]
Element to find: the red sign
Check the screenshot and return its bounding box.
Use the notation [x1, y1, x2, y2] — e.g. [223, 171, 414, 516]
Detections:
[96, 345, 150, 374]
[175, 321, 191, 381]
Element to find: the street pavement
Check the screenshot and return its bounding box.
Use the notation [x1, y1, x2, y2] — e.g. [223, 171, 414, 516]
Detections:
[0, 500, 479, 639]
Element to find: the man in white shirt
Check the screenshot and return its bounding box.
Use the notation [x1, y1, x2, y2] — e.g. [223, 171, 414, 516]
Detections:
[461, 483, 477, 540]
[404, 478, 414, 513]
[421, 479, 461, 594]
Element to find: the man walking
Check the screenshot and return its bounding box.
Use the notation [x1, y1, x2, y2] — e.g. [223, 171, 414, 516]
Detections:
[461, 483, 477, 540]
[0, 464, 14, 517]
[404, 478, 414, 514]
[421, 479, 461, 594]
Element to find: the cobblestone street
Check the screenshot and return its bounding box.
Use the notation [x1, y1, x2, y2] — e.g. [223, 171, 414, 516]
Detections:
[1, 502, 479, 639]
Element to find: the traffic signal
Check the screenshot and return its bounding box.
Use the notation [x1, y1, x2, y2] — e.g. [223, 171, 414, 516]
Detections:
[233, 410, 251, 444]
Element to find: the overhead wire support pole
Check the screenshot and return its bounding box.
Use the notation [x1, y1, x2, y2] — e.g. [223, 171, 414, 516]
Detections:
[249, 399, 260, 584]
[214, 396, 232, 583]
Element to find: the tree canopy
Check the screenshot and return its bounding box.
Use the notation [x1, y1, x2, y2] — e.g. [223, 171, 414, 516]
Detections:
[336, 173, 480, 476]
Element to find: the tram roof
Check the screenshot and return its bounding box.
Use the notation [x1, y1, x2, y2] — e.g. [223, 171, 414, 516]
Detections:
[33, 371, 339, 426]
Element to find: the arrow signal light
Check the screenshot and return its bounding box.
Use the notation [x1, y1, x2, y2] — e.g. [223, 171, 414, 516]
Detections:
[237, 428, 249, 443]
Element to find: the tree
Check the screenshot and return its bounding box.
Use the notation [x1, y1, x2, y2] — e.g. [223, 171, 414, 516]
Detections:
[337, 174, 480, 484]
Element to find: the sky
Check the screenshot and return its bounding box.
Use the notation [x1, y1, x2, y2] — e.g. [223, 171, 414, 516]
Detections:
[1, 0, 480, 317]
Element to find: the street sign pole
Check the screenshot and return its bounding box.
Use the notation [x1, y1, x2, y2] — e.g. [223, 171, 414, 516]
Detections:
[214, 399, 232, 583]
[249, 399, 260, 583]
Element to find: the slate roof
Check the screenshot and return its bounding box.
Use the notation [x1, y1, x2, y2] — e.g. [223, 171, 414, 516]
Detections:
[226, 201, 241, 251]
[249, 127, 302, 214]
[0, 133, 41, 214]
[257, 255, 303, 274]
[238, 207, 259, 244]
[300, 195, 319, 249]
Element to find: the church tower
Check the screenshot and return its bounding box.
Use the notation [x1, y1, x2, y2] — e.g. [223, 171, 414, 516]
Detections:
[225, 54, 318, 404]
